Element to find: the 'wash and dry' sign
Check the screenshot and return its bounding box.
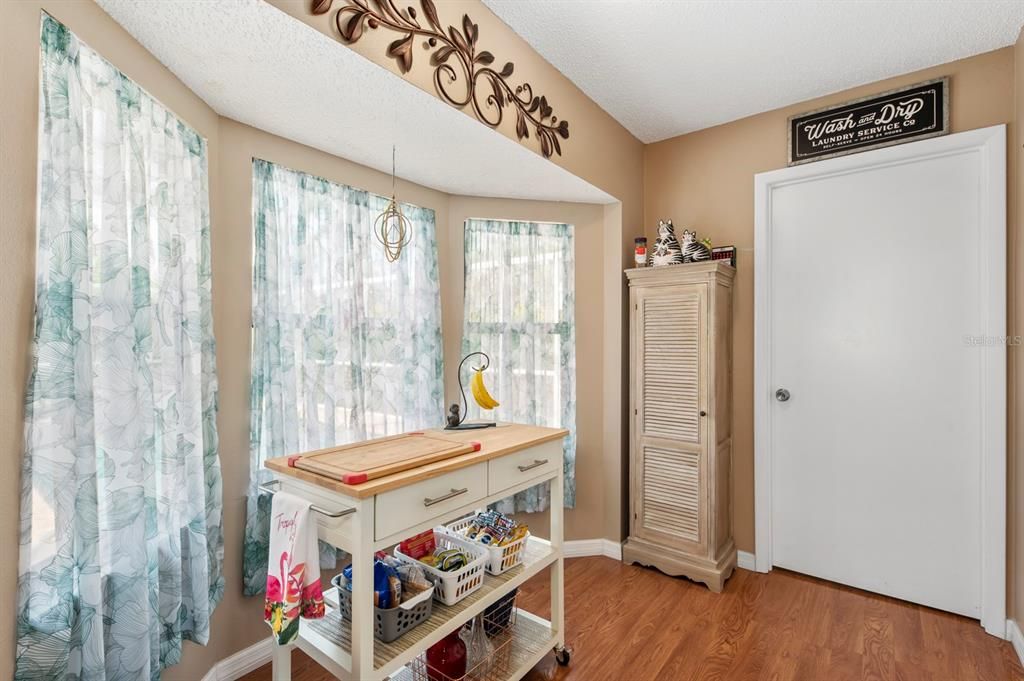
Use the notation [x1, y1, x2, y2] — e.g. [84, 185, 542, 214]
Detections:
[788, 78, 948, 166]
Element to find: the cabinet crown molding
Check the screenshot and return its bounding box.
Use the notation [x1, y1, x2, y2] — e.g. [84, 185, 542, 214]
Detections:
[625, 261, 735, 286]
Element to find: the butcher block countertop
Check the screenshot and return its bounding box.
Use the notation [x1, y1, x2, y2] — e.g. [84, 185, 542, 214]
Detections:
[265, 423, 569, 499]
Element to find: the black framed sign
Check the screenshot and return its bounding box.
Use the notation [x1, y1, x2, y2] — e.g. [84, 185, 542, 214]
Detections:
[788, 77, 948, 166]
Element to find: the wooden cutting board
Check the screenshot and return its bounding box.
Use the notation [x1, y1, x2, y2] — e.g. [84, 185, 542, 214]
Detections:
[289, 432, 479, 484]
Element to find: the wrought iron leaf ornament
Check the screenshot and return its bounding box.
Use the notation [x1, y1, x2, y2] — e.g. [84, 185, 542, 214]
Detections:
[311, 0, 571, 158]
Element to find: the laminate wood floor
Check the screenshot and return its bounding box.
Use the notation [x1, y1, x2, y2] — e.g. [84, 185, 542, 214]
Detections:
[240, 557, 1024, 681]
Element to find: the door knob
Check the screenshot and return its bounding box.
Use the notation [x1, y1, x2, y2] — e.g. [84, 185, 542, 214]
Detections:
[775, 388, 791, 402]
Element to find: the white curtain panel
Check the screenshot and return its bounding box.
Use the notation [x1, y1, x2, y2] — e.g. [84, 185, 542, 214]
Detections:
[18, 15, 223, 680]
[243, 159, 444, 594]
[462, 219, 576, 513]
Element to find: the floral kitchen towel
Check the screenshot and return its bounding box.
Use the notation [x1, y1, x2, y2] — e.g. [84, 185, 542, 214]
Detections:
[264, 491, 325, 644]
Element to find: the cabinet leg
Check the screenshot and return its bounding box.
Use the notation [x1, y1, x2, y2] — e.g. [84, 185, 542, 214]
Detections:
[550, 470, 565, 647]
[271, 641, 291, 681]
[350, 501, 375, 680]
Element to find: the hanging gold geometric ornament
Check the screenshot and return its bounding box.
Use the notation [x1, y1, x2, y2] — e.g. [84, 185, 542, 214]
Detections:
[374, 196, 410, 262]
[375, 147, 412, 262]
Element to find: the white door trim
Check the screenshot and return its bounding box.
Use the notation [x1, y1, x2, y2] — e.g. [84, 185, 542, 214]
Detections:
[753, 125, 1007, 637]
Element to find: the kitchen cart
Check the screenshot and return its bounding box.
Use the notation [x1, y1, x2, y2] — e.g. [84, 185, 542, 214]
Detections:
[261, 423, 571, 680]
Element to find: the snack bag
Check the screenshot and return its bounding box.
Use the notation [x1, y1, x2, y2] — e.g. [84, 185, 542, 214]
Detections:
[342, 558, 402, 609]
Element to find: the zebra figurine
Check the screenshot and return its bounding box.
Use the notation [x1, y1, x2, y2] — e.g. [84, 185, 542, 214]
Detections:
[651, 220, 684, 266]
[681, 229, 712, 263]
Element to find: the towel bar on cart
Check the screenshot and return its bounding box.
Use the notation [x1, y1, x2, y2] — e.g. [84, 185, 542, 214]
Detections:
[257, 479, 357, 518]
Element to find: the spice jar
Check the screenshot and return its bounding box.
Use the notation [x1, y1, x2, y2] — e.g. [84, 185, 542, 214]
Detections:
[634, 237, 648, 267]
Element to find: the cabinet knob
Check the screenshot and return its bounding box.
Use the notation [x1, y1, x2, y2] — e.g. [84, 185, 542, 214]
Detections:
[699, 410, 707, 417]
[775, 388, 791, 402]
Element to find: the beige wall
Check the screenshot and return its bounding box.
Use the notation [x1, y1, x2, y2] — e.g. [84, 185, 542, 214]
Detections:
[446, 197, 608, 541]
[643, 47, 1017, 556]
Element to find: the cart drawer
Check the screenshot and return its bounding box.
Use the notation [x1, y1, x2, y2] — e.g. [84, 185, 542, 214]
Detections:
[375, 462, 487, 540]
[488, 439, 561, 495]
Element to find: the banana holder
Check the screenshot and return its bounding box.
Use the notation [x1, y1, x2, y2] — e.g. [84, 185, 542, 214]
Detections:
[444, 351, 499, 430]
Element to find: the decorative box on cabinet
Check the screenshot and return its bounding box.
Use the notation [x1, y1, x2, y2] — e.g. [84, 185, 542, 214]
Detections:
[622, 261, 736, 592]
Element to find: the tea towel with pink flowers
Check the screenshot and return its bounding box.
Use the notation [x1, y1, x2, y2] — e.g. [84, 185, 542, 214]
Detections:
[264, 490, 325, 644]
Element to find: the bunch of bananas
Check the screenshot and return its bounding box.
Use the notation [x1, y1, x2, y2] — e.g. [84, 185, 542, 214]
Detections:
[470, 368, 500, 410]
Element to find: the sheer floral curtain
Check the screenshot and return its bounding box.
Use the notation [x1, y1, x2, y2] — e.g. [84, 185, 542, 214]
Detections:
[462, 219, 576, 513]
[18, 15, 224, 680]
[243, 160, 444, 594]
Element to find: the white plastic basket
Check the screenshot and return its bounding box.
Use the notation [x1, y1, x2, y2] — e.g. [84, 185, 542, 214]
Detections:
[439, 517, 530, 576]
[393, 530, 488, 606]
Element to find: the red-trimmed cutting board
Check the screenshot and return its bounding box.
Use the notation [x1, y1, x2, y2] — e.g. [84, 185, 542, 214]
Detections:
[289, 432, 479, 484]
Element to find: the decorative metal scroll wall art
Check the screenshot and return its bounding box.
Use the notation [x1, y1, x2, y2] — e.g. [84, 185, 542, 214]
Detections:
[311, 0, 571, 158]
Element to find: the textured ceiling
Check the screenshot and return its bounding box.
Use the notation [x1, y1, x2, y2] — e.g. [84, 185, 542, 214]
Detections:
[95, 0, 614, 204]
[483, 0, 1024, 143]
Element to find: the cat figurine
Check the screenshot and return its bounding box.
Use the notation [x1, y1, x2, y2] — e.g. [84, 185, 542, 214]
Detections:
[651, 220, 684, 266]
[681, 229, 712, 263]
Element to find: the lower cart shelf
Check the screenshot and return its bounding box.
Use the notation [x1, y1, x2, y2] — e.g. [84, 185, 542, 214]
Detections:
[297, 537, 559, 680]
[392, 610, 557, 681]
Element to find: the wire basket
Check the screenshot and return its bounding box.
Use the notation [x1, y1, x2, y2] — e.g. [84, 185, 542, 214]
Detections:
[439, 517, 530, 576]
[394, 530, 489, 606]
[406, 605, 519, 681]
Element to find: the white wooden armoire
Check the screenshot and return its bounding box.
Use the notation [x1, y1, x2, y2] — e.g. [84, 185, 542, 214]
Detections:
[622, 261, 736, 592]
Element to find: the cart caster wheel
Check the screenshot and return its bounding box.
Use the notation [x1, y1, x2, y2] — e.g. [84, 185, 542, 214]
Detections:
[554, 645, 571, 666]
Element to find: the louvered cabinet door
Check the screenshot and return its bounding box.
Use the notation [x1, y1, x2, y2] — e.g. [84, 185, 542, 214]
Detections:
[632, 284, 708, 553]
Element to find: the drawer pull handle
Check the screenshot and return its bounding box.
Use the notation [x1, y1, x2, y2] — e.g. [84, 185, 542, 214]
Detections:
[518, 459, 549, 472]
[424, 487, 469, 507]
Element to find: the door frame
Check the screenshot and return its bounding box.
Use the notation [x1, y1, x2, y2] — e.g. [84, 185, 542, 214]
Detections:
[753, 125, 1007, 637]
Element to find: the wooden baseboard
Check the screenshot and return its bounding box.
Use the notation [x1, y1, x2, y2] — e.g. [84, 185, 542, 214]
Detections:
[200, 637, 273, 681]
[563, 538, 622, 560]
[1008, 619, 1024, 665]
[560, 539, 749, 571]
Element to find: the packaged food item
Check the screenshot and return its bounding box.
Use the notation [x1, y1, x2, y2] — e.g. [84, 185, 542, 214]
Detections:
[433, 547, 470, 572]
[395, 561, 432, 592]
[400, 530, 477, 575]
[504, 524, 529, 544]
[461, 510, 528, 547]
[342, 558, 402, 609]
[400, 529, 437, 560]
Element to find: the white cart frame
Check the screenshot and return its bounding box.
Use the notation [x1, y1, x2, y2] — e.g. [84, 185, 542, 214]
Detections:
[264, 445, 567, 681]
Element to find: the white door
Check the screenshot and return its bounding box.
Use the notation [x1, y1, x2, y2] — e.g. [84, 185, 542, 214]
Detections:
[754, 126, 1006, 632]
